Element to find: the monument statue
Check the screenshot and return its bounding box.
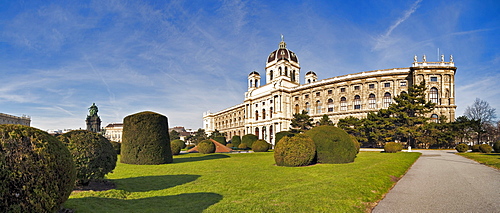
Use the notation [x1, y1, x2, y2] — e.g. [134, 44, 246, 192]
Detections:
[422, 54, 426, 62]
[86, 103, 101, 133]
[441, 54, 444, 62]
[450, 55, 453, 62]
[414, 55, 417, 62]
[89, 103, 98, 116]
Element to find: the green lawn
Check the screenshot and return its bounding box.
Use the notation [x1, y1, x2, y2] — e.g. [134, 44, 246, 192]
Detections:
[457, 152, 500, 170]
[65, 151, 420, 213]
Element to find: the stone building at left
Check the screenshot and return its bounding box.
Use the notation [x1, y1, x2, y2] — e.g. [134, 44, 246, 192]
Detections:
[0, 113, 31, 126]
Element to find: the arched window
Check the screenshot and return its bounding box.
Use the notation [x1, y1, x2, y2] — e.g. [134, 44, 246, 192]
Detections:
[340, 97, 347, 111]
[262, 109, 266, 120]
[308, 79, 311, 84]
[292, 70, 296, 82]
[369, 94, 376, 109]
[431, 114, 439, 123]
[270, 107, 273, 118]
[383, 92, 392, 108]
[285, 67, 288, 76]
[249, 80, 253, 88]
[328, 99, 334, 112]
[255, 127, 259, 138]
[295, 104, 300, 114]
[255, 80, 258, 88]
[278, 67, 282, 75]
[305, 102, 310, 113]
[262, 126, 266, 140]
[270, 70, 273, 81]
[269, 125, 273, 144]
[316, 100, 322, 114]
[354, 95, 361, 110]
[255, 110, 259, 121]
[430, 87, 439, 104]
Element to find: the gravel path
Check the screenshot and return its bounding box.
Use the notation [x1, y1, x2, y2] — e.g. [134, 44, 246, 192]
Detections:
[373, 150, 500, 213]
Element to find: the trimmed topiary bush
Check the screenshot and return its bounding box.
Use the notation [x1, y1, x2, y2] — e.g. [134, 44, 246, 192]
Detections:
[304, 125, 358, 164]
[198, 139, 216, 154]
[455, 143, 469, 153]
[274, 131, 294, 146]
[171, 143, 182, 155]
[121, 111, 173, 165]
[171, 139, 186, 149]
[471, 144, 480, 152]
[110, 141, 121, 155]
[384, 142, 403, 153]
[494, 141, 500, 153]
[231, 135, 241, 148]
[213, 136, 227, 145]
[0, 124, 76, 212]
[252, 139, 271, 152]
[242, 134, 258, 147]
[238, 143, 248, 150]
[479, 144, 492, 153]
[274, 134, 316, 167]
[59, 130, 117, 186]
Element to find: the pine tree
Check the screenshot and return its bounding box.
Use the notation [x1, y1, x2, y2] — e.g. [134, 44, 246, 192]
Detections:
[290, 110, 313, 133]
[319, 114, 333, 126]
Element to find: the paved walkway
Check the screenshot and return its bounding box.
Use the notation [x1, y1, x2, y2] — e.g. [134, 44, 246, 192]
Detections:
[373, 150, 500, 213]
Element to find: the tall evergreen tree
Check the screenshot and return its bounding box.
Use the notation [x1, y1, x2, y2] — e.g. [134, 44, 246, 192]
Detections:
[290, 110, 313, 133]
[319, 114, 333, 126]
[337, 116, 367, 144]
[387, 81, 435, 147]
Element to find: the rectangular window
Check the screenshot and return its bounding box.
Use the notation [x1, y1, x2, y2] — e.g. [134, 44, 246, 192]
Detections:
[305, 94, 309, 99]
[354, 86, 360, 90]
[295, 96, 299, 101]
[384, 82, 390, 88]
[340, 88, 346, 93]
[369, 84, 375, 89]
[316, 92, 320, 96]
[400, 81, 407, 86]
[328, 89, 333, 94]
[430, 77, 438, 82]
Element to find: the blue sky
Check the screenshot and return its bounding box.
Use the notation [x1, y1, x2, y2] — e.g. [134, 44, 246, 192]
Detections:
[1, 0, 498, 131]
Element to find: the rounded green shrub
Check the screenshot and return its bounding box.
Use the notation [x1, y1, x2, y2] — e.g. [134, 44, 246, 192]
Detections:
[274, 131, 294, 146]
[274, 134, 316, 167]
[238, 143, 248, 150]
[252, 139, 271, 152]
[171, 143, 182, 155]
[110, 141, 121, 155]
[493, 141, 500, 153]
[455, 143, 469, 153]
[121, 111, 173, 165]
[213, 136, 227, 145]
[198, 140, 216, 154]
[479, 144, 492, 153]
[384, 142, 403, 153]
[231, 135, 241, 147]
[0, 124, 76, 212]
[171, 139, 186, 149]
[59, 130, 117, 186]
[304, 125, 358, 164]
[226, 143, 233, 148]
[242, 134, 258, 147]
[471, 144, 480, 152]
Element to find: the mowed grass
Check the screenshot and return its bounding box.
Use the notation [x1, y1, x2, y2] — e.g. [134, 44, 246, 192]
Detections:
[457, 152, 500, 170]
[65, 151, 420, 213]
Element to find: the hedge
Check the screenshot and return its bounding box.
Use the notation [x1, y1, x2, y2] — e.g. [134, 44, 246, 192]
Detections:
[121, 111, 173, 164]
[455, 143, 469, 153]
[274, 134, 316, 167]
[198, 139, 216, 154]
[242, 134, 258, 147]
[252, 139, 271, 152]
[304, 125, 358, 164]
[0, 124, 76, 212]
[384, 142, 403, 153]
[213, 136, 227, 145]
[59, 130, 117, 186]
[231, 135, 241, 148]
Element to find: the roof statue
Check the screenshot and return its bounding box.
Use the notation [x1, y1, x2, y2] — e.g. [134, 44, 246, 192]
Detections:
[89, 103, 98, 116]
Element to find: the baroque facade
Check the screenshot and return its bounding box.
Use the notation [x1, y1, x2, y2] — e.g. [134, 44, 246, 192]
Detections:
[203, 39, 456, 145]
[0, 113, 31, 126]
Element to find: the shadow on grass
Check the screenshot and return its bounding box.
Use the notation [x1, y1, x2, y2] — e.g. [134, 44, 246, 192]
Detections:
[172, 154, 230, 164]
[70, 192, 223, 213]
[113, 174, 200, 192]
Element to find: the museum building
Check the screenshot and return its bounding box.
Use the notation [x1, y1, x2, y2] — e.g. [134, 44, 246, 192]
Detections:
[203, 38, 456, 145]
